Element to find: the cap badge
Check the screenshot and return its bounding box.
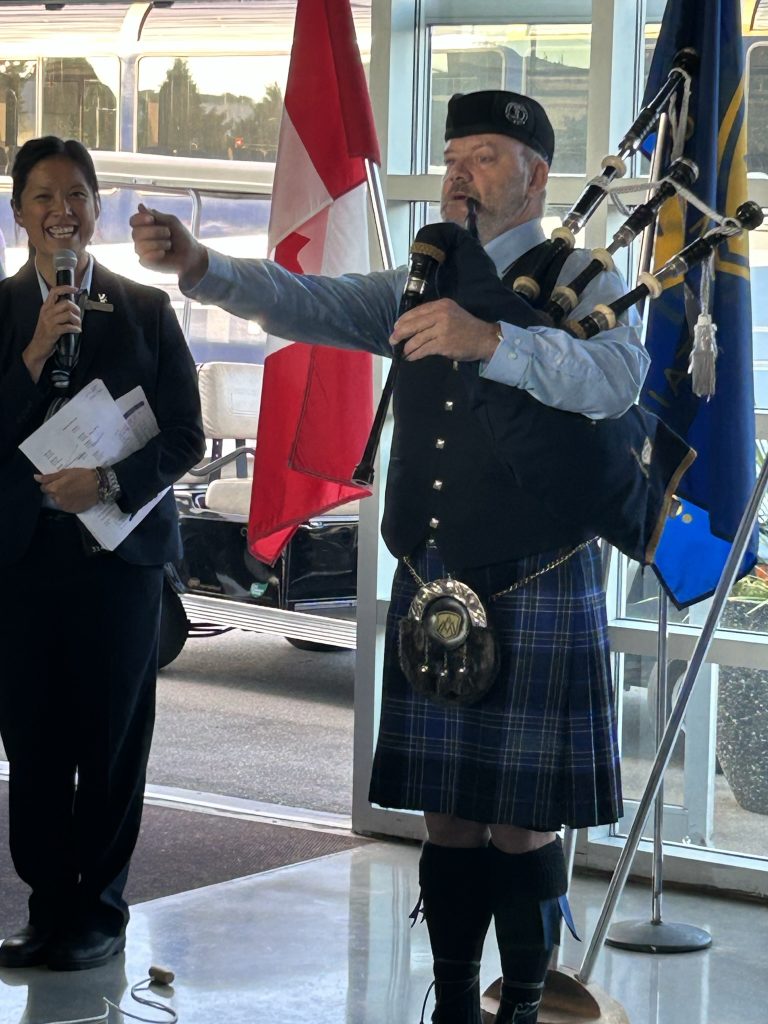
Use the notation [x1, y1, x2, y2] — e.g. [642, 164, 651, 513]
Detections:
[505, 101, 529, 126]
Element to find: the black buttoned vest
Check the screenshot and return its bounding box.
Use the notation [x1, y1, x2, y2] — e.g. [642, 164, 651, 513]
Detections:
[380, 352, 591, 567]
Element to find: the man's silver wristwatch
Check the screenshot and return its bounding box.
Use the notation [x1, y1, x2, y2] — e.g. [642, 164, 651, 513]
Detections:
[96, 465, 121, 503]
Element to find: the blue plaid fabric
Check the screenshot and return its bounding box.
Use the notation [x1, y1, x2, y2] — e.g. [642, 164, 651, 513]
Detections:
[368, 541, 622, 830]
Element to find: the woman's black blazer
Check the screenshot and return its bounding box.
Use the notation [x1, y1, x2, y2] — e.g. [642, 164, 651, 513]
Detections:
[0, 257, 205, 567]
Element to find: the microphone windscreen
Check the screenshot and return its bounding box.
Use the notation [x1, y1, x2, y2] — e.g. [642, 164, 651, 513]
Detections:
[53, 249, 78, 278]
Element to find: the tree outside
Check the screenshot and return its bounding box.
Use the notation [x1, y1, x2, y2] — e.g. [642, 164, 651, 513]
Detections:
[137, 58, 284, 162]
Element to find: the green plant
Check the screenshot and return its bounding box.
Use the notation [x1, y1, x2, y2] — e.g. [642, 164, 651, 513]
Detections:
[730, 572, 768, 603]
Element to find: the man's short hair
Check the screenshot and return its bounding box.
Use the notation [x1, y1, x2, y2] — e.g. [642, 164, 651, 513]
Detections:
[444, 90, 554, 165]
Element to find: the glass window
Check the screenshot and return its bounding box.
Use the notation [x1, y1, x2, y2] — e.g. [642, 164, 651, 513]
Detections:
[619, 651, 768, 860]
[0, 58, 37, 169]
[189, 193, 271, 363]
[750, 220, 768, 410]
[747, 42, 768, 175]
[136, 56, 287, 162]
[92, 186, 269, 365]
[429, 24, 591, 174]
[41, 56, 119, 150]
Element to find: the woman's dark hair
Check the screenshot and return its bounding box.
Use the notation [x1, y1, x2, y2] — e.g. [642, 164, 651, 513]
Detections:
[11, 136, 100, 209]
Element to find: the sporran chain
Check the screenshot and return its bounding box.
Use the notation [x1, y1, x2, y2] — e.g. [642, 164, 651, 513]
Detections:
[402, 539, 595, 601]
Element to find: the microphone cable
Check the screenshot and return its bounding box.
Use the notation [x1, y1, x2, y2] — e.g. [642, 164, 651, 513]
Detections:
[29, 965, 178, 1024]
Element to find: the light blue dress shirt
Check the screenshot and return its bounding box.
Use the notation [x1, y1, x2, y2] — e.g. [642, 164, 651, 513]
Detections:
[184, 218, 647, 420]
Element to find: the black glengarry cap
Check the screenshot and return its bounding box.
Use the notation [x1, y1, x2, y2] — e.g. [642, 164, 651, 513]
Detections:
[445, 90, 555, 165]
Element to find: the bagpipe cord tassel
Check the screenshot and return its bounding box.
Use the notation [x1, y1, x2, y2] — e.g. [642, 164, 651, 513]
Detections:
[668, 69, 692, 163]
[690, 254, 718, 399]
[409, 891, 425, 927]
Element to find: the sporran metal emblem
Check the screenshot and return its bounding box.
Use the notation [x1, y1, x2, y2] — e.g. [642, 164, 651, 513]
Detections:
[398, 577, 499, 706]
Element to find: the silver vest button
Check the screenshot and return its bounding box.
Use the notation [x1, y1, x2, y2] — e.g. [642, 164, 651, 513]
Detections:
[432, 480, 443, 490]
[435, 438, 445, 449]
[429, 517, 440, 529]
[444, 400, 454, 412]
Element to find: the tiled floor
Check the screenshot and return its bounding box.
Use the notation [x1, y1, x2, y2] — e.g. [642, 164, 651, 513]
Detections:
[0, 838, 765, 1024]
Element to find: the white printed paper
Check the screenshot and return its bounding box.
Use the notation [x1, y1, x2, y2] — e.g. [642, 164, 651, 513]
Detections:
[20, 379, 167, 551]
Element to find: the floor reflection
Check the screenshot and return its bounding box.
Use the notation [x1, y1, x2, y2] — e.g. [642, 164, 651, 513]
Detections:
[0, 840, 765, 1024]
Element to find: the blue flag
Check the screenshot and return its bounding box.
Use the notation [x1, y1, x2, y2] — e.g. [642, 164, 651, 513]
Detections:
[640, 0, 758, 608]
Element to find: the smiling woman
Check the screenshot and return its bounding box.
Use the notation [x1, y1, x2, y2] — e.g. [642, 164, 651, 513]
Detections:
[11, 150, 99, 260]
[0, 135, 205, 972]
[10, 142, 101, 388]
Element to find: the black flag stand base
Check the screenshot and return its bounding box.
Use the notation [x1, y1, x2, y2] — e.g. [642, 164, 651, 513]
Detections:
[605, 587, 712, 957]
[605, 919, 711, 955]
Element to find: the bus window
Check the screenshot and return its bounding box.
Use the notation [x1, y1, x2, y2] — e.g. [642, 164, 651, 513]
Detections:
[92, 184, 269, 365]
[136, 55, 286, 162]
[188, 193, 271, 363]
[0, 59, 37, 166]
[42, 56, 118, 150]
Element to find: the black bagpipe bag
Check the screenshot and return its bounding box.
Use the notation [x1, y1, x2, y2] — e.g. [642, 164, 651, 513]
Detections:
[416, 221, 695, 565]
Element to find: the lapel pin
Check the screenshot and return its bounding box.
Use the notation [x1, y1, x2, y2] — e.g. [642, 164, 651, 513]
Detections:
[84, 293, 114, 313]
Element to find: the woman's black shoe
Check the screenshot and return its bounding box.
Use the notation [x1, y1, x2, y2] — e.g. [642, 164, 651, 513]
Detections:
[0, 925, 54, 968]
[46, 927, 126, 972]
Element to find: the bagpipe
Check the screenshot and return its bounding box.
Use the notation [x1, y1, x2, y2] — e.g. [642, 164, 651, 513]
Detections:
[353, 46, 764, 566]
[510, 46, 700, 308]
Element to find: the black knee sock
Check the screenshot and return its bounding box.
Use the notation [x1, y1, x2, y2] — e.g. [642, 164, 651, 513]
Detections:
[418, 842, 494, 1024]
[488, 839, 567, 1024]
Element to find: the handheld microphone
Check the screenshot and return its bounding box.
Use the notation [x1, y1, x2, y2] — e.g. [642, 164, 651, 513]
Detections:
[352, 228, 447, 486]
[52, 248, 78, 384]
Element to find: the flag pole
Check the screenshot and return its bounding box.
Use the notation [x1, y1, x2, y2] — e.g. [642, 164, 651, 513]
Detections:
[604, 110, 711, 957]
[365, 160, 396, 272]
[577, 454, 768, 983]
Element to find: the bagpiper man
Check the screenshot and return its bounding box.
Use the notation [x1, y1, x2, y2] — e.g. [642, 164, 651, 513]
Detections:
[130, 90, 647, 1024]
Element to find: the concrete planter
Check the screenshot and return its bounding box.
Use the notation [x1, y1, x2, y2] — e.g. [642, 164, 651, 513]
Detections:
[717, 599, 768, 815]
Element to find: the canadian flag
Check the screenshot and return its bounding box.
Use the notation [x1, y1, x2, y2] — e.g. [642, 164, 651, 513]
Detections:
[247, 0, 380, 564]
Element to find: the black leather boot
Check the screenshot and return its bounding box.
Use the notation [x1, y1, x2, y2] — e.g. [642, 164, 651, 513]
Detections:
[418, 842, 493, 1024]
[488, 838, 568, 1024]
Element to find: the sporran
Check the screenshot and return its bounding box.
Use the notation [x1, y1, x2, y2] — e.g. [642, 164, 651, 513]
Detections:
[398, 575, 499, 706]
[398, 542, 591, 706]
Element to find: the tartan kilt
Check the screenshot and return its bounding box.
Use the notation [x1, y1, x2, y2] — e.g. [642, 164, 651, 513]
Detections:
[368, 540, 623, 831]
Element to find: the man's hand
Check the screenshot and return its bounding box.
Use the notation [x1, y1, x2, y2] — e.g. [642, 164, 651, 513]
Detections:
[129, 203, 209, 288]
[34, 468, 100, 514]
[389, 298, 501, 363]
